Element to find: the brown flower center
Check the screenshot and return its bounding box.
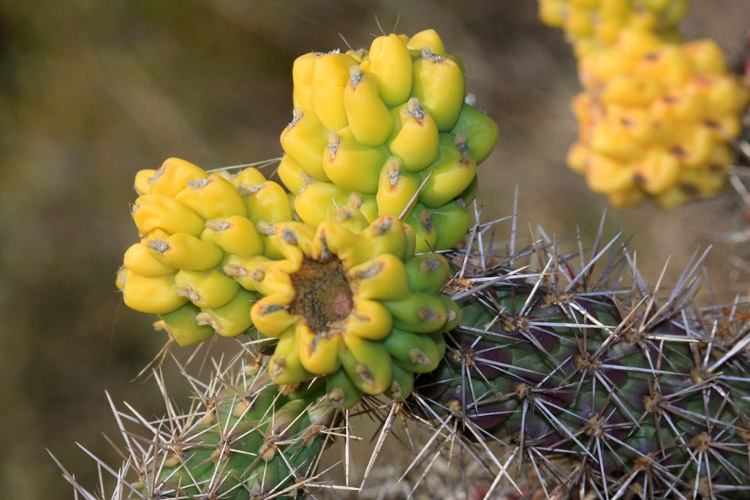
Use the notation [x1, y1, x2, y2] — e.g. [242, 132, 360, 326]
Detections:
[289, 257, 353, 334]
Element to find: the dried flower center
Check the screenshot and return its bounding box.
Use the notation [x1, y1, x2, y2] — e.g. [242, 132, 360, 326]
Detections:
[289, 257, 353, 334]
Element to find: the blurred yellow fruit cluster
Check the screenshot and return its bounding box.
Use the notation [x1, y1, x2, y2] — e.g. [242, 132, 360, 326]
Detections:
[279, 29, 499, 252]
[568, 31, 749, 208]
[539, 0, 690, 57]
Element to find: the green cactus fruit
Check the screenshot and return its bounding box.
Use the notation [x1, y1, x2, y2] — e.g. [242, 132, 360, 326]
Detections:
[282, 29, 499, 253]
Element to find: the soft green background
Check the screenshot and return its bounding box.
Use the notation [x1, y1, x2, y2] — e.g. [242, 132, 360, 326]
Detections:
[1, 1, 748, 498]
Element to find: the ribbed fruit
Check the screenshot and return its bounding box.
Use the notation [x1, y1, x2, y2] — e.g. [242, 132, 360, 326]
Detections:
[569, 30, 749, 208]
[247, 215, 459, 407]
[119, 157, 293, 346]
[539, 0, 691, 57]
[281, 29, 499, 253]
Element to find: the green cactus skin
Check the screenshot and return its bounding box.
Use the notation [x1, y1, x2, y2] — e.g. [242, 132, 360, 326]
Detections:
[408, 217, 750, 499]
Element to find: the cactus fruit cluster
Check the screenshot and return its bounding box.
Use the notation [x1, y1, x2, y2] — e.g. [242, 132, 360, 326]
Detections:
[279, 29, 498, 252]
[540, 0, 750, 208]
[569, 31, 750, 208]
[118, 158, 290, 346]
[539, 0, 690, 57]
[119, 158, 459, 406]
[247, 215, 457, 404]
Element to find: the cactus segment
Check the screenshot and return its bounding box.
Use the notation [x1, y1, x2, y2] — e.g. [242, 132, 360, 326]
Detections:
[405, 212, 750, 497]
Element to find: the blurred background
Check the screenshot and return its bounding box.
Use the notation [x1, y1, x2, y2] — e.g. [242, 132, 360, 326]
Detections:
[1, 1, 749, 498]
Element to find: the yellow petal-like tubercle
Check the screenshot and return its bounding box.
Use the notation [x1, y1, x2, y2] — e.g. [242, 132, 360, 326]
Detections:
[251, 293, 298, 338]
[201, 215, 264, 257]
[312, 52, 357, 131]
[368, 34, 413, 107]
[174, 269, 240, 309]
[132, 194, 205, 237]
[388, 98, 441, 173]
[122, 271, 187, 314]
[350, 254, 411, 302]
[322, 127, 388, 194]
[150, 157, 208, 197]
[123, 242, 176, 277]
[280, 108, 330, 182]
[175, 173, 247, 220]
[297, 324, 341, 375]
[344, 67, 394, 147]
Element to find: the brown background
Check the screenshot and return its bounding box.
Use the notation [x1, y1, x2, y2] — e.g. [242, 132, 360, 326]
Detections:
[1, 1, 748, 498]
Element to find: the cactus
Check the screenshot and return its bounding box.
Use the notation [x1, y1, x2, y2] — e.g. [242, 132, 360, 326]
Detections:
[63, 208, 750, 499]
[53, 351, 338, 500]
[403, 211, 750, 498]
[280, 29, 498, 252]
[55, 17, 750, 500]
[120, 161, 460, 407]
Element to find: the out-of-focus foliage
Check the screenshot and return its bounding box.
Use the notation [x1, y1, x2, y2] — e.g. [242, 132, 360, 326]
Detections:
[0, 1, 748, 498]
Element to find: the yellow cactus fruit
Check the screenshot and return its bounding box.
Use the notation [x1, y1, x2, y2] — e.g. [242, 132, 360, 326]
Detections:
[291, 52, 317, 110]
[150, 157, 208, 197]
[376, 157, 421, 217]
[120, 270, 187, 314]
[276, 155, 311, 194]
[134, 169, 157, 195]
[236, 181, 293, 224]
[293, 181, 351, 227]
[119, 160, 295, 346]
[418, 133, 477, 208]
[132, 193, 205, 237]
[567, 31, 749, 208]
[281, 28, 499, 251]
[248, 216, 457, 403]
[407, 29, 446, 56]
[538, 0, 691, 57]
[174, 173, 246, 220]
[322, 128, 389, 194]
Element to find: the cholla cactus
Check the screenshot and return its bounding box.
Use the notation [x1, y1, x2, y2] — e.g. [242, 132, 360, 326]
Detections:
[52, 347, 341, 500]
[400, 210, 750, 498]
